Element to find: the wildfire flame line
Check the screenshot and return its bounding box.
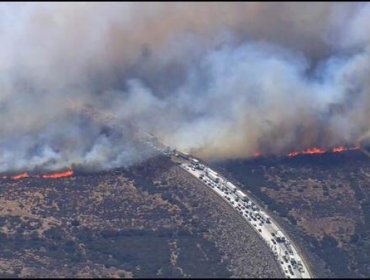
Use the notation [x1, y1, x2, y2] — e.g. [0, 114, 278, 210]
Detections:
[2, 170, 74, 180]
[42, 170, 74, 179]
[287, 146, 360, 157]
[252, 146, 360, 159]
[1, 145, 363, 180]
[11, 172, 30, 180]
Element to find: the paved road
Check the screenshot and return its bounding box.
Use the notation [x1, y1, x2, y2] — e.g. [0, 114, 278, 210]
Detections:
[172, 154, 312, 279]
[53, 94, 316, 278]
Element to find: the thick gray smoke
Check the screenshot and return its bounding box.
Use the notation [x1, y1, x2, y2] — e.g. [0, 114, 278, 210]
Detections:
[1, 2, 370, 172]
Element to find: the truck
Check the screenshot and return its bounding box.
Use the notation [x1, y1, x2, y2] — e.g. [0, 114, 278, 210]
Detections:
[190, 158, 202, 169]
[226, 182, 237, 192]
[206, 168, 219, 183]
[235, 190, 248, 202]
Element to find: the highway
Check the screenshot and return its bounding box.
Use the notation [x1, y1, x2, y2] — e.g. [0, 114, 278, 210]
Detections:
[73, 105, 312, 278]
[171, 152, 312, 279]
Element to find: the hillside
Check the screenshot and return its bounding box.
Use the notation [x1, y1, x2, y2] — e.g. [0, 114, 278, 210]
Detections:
[213, 149, 370, 278]
[0, 155, 282, 278]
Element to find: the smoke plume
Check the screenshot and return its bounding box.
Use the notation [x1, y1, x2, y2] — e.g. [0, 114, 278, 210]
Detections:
[1, 2, 370, 171]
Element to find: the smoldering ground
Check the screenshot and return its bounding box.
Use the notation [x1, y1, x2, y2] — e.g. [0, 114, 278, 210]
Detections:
[1, 2, 370, 172]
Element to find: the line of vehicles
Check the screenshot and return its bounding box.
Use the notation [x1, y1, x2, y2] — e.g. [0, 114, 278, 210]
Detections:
[172, 150, 311, 279]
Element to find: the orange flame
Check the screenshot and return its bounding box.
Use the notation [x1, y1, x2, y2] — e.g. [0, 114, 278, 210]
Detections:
[253, 152, 262, 158]
[302, 147, 326, 155]
[12, 172, 30, 180]
[332, 146, 346, 153]
[42, 170, 74, 179]
[288, 146, 360, 157]
[288, 148, 325, 157]
[1, 169, 75, 181]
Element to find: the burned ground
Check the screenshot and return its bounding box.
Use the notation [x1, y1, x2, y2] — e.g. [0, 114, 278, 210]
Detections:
[0, 155, 282, 278]
[213, 150, 370, 278]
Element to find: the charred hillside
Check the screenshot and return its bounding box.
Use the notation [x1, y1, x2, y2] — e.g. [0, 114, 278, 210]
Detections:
[213, 149, 370, 278]
[0, 155, 282, 278]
